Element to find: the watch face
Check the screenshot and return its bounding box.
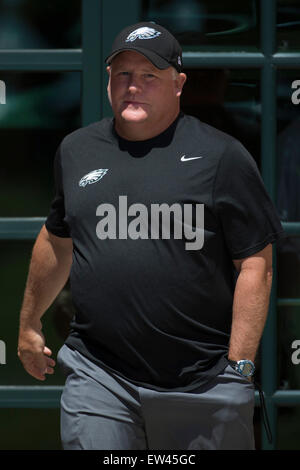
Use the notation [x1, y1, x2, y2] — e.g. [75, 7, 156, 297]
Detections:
[237, 360, 254, 376]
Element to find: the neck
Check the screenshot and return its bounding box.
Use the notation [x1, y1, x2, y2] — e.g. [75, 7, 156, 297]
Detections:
[114, 109, 180, 142]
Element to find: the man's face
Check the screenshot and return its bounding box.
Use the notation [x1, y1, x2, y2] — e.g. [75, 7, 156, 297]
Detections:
[107, 51, 186, 127]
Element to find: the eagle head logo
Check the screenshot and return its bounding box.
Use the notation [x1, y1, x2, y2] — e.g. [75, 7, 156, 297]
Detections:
[125, 27, 161, 42]
[79, 169, 108, 188]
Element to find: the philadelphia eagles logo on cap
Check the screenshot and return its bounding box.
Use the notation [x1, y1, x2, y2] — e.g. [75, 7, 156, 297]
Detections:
[105, 22, 183, 73]
[79, 169, 108, 187]
[125, 27, 161, 42]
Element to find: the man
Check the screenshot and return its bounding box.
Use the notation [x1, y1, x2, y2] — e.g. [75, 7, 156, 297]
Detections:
[18, 22, 284, 450]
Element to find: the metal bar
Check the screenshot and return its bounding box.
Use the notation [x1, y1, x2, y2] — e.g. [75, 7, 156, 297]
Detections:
[1, 386, 298, 408]
[272, 391, 300, 405]
[281, 222, 300, 236]
[0, 386, 62, 408]
[82, 0, 102, 126]
[0, 219, 298, 239]
[261, 65, 277, 198]
[0, 51, 299, 73]
[0, 50, 300, 71]
[261, 0, 276, 57]
[182, 52, 265, 68]
[0, 218, 45, 239]
[0, 50, 82, 71]
[182, 52, 300, 67]
[260, 0, 277, 451]
[272, 53, 300, 67]
[277, 298, 300, 307]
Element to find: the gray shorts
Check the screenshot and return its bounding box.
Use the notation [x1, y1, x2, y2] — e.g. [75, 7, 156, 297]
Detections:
[57, 344, 255, 450]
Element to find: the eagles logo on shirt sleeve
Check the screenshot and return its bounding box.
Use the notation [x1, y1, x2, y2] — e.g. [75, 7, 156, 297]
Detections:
[79, 169, 109, 188]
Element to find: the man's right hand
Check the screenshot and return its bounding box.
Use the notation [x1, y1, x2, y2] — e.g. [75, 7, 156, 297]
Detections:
[17, 225, 71, 380]
[18, 324, 56, 381]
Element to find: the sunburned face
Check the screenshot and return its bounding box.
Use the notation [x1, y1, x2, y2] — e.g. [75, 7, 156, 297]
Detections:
[107, 51, 186, 140]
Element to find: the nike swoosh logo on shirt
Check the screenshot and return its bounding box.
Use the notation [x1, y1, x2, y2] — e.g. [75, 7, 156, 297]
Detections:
[180, 155, 203, 162]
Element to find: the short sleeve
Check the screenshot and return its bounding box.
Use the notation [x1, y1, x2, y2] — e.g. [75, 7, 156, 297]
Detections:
[213, 139, 285, 259]
[45, 144, 71, 238]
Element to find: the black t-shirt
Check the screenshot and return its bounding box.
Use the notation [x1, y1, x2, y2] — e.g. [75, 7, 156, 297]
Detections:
[45, 112, 284, 392]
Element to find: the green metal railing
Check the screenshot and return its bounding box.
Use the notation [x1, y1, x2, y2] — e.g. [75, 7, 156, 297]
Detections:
[0, 0, 300, 450]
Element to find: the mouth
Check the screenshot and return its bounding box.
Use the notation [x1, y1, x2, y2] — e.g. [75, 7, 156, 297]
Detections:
[123, 101, 147, 106]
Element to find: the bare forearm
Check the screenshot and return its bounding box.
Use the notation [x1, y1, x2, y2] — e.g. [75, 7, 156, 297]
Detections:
[20, 225, 73, 328]
[18, 225, 72, 380]
[228, 267, 273, 361]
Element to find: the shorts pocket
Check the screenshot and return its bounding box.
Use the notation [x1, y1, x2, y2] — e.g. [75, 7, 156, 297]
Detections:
[56, 344, 74, 377]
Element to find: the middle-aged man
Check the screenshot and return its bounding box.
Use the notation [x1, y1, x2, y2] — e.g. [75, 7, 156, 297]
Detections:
[18, 22, 284, 450]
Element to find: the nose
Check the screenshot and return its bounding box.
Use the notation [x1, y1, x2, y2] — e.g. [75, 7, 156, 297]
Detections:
[128, 74, 141, 94]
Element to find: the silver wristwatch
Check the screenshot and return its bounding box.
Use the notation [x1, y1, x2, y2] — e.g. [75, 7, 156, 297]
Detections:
[228, 358, 255, 377]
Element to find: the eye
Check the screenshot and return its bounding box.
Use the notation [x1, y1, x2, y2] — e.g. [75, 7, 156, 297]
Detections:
[144, 74, 155, 79]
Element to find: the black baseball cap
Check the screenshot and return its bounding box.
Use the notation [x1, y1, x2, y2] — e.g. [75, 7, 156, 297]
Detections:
[105, 22, 183, 73]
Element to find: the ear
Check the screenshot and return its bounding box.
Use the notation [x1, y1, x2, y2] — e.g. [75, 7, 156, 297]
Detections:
[175, 73, 187, 98]
[106, 66, 112, 105]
